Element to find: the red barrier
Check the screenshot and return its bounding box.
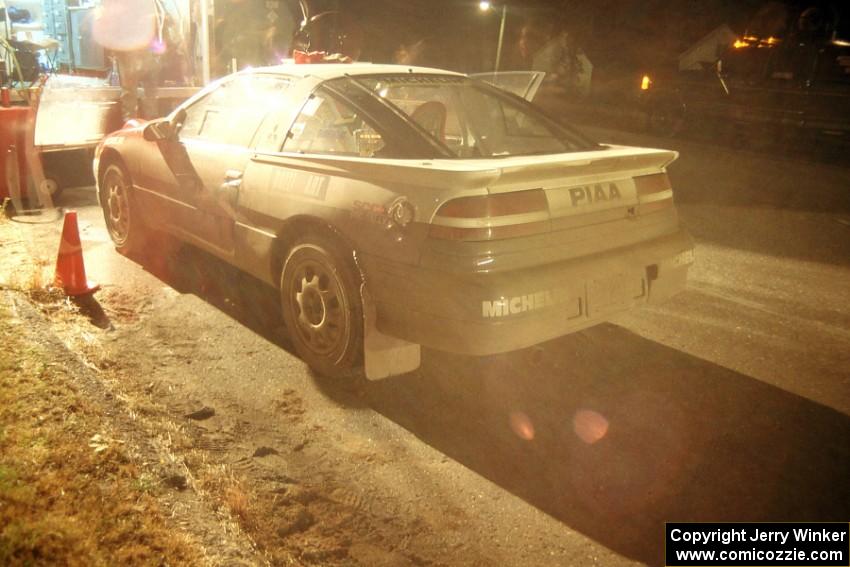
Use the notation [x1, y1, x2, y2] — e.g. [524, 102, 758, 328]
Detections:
[0, 107, 32, 200]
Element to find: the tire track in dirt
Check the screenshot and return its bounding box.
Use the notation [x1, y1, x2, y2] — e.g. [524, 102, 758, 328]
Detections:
[70, 290, 496, 566]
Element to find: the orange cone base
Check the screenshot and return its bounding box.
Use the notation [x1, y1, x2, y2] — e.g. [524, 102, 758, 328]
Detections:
[55, 278, 101, 297]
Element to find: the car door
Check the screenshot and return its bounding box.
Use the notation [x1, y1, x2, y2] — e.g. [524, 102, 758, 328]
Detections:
[157, 75, 293, 255]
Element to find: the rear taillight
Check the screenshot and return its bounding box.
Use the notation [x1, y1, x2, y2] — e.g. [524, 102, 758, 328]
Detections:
[634, 173, 674, 214]
[634, 173, 672, 196]
[430, 189, 549, 241]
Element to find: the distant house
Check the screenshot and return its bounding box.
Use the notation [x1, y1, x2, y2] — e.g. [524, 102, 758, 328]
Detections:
[678, 24, 737, 71]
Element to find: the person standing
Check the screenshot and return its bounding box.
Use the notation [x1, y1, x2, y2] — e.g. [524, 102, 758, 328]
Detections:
[93, 0, 168, 120]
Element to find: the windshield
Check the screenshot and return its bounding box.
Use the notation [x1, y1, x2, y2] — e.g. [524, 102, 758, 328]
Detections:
[324, 74, 598, 159]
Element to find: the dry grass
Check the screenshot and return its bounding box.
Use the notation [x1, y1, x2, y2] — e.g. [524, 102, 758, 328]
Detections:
[191, 463, 256, 529]
[0, 250, 52, 295]
[0, 302, 204, 566]
[0, 212, 56, 296]
[224, 481, 253, 524]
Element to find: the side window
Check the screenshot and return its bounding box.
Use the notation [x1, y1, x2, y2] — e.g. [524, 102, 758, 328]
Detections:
[282, 91, 386, 157]
[179, 92, 215, 139]
[180, 76, 292, 147]
[253, 108, 293, 153]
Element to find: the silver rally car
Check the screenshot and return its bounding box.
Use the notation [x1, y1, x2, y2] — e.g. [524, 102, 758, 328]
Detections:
[94, 63, 694, 379]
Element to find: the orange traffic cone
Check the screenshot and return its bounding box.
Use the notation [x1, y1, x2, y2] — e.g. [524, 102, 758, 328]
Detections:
[54, 211, 100, 296]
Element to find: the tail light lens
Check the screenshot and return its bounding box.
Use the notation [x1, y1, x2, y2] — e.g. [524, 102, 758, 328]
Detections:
[430, 189, 549, 241]
[634, 173, 674, 215]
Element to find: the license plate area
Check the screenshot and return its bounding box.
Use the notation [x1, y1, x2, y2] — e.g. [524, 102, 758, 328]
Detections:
[586, 273, 645, 316]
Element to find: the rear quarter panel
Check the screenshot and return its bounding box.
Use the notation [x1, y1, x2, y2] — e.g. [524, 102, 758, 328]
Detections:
[236, 153, 500, 282]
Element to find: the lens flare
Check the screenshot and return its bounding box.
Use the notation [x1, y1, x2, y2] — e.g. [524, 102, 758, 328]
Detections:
[509, 412, 535, 441]
[92, 2, 157, 52]
[573, 409, 609, 444]
[150, 38, 167, 55]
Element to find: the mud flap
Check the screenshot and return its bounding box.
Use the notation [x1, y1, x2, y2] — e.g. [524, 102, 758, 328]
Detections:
[361, 283, 421, 380]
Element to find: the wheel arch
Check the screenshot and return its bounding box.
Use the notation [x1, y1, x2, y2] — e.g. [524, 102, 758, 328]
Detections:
[96, 149, 130, 200]
[270, 215, 364, 288]
[274, 215, 368, 376]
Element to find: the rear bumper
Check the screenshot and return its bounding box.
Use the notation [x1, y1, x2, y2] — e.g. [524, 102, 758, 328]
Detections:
[363, 228, 693, 356]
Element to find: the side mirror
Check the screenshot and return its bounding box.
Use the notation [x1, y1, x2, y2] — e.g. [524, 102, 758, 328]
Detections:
[142, 108, 187, 142]
[143, 119, 175, 142]
[170, 108, 187, 132]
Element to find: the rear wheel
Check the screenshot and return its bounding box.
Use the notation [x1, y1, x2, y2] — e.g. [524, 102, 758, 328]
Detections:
[280, 234, 364, 378]
[101, 163, 145, 253]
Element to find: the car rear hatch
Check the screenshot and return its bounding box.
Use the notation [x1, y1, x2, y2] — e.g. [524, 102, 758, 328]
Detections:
[424, 145, 682, 272]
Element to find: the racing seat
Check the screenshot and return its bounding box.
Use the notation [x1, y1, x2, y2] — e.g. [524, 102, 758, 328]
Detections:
[411, 101, 447, 143]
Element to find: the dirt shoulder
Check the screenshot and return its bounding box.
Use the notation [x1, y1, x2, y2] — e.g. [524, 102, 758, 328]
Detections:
[0, 212, 265, 566]
[0, 293, 205, 565]
[0, 207, 488, 567]
[0, 199, 574, 567]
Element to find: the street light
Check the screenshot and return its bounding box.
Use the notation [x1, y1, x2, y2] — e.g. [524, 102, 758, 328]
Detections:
[479, 1, 507, 72]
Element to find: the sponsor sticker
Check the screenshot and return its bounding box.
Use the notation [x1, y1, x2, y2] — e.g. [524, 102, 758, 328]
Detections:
[568, 182, 622, 207]
[482, 289, 581, 319]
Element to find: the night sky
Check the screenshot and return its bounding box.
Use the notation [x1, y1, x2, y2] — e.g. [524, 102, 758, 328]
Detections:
[305, 0, 769, 72]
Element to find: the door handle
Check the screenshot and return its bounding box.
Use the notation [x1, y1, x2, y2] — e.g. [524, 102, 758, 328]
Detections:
[224, 169, 243, 182]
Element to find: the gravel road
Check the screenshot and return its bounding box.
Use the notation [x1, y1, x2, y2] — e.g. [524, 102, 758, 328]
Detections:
[4, 125, 848, 566]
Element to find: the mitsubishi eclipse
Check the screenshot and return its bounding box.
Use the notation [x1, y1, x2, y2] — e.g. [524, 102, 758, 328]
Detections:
[94, 62, 694, 379]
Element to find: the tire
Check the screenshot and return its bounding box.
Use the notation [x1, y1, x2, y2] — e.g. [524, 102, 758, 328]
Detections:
[279, 233, 364, 378]
[100, 162, 145, 254]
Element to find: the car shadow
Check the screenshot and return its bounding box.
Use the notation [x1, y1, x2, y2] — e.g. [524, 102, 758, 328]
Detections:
[364, 325, 850, 566]
[120, 240, 850, 566]
[122, 238, 377, 406]
[126, 240, 298, 356]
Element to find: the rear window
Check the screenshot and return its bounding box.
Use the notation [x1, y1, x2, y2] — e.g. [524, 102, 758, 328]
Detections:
[325, 75, 598, 159]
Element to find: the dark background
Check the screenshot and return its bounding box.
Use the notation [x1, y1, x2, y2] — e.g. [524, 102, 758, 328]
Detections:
[308, 0, 767, 71]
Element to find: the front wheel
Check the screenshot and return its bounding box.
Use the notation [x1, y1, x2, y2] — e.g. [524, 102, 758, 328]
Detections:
[280, 234, 364, 378]
[100, 163, 145, 253]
